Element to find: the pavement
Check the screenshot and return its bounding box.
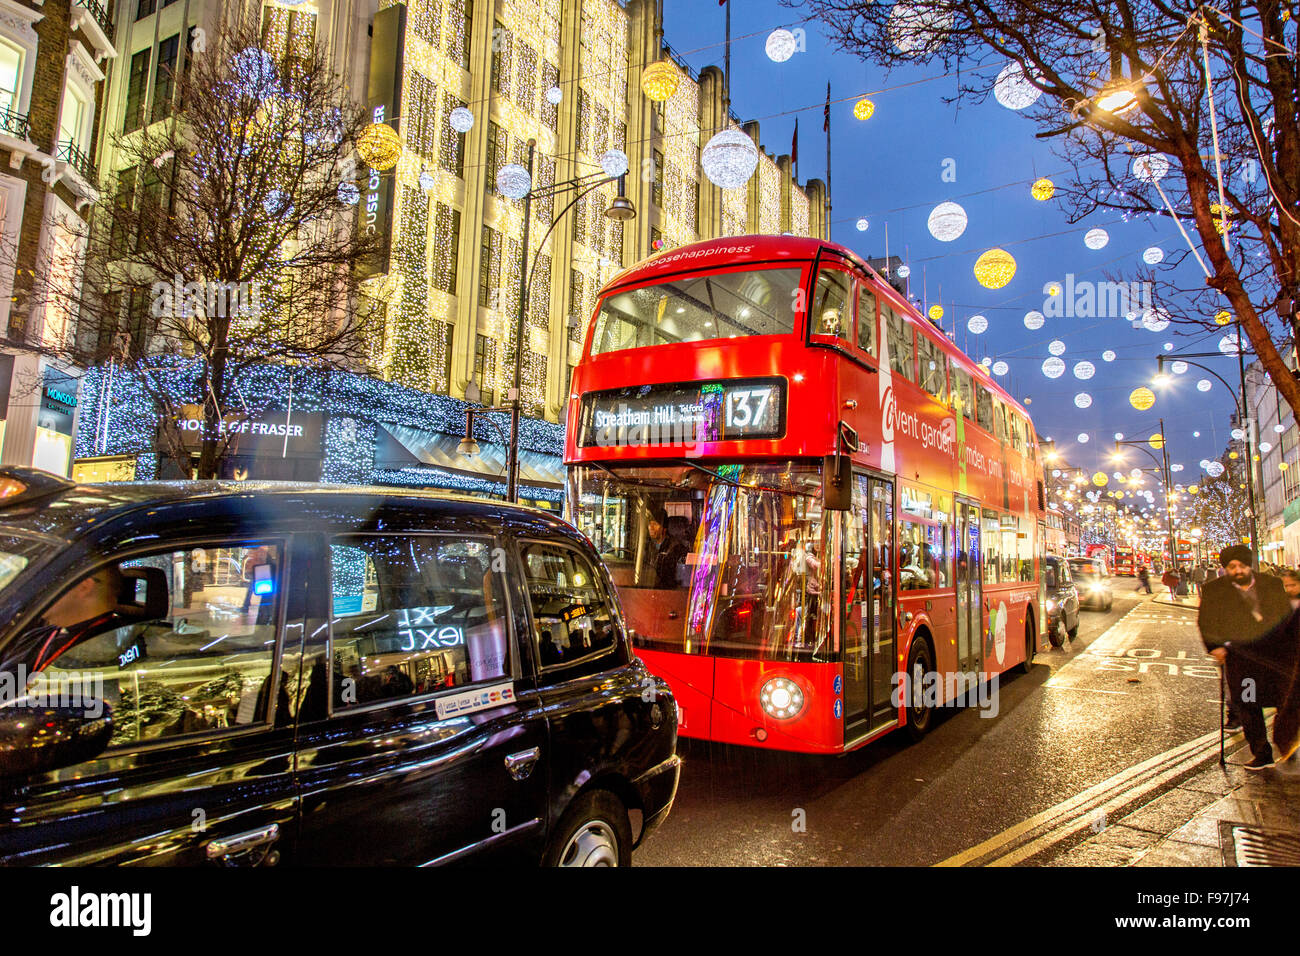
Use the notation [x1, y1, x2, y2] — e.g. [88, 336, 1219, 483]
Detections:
[1054, 589, 1300, 868]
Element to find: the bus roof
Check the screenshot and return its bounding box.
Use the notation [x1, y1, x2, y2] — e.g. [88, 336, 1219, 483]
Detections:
[598, 234, 1034, 426]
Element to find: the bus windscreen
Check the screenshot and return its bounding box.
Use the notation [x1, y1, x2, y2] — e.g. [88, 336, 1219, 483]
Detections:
[568, 462, 832, 663]
[590, 267, 804, 355]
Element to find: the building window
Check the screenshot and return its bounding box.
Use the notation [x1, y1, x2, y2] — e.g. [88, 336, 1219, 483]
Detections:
[109, 167, 137, 257]
[0, 41, 22, 117]
[433, 203, 461, 296]
[441, 94, 466, 176]
[152, 34, 179, 123]
[136, 0, 156, 20]
[485, 121, 504, 192]
[123, 48, 151, 133]
[474, 333, 495, 406]
[478, 225, 497, 308]
[490, 20, 511, 96]
[438, 322, 455, 394]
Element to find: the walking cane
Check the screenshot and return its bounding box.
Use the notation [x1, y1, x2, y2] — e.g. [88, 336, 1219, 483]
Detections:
[1219, 664, 1226, 766]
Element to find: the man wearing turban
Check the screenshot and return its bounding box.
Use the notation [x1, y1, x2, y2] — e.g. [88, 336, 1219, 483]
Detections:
[1197, 546, 1300, 769]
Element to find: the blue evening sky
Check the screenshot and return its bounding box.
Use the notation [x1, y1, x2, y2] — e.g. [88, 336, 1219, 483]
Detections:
[661, 0, 1244, 484]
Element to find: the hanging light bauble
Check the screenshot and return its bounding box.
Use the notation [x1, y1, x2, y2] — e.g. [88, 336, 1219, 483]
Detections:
[701, 128, 759, 189]
[449, 106, 475, 133]
[928, 304, 944, 322]
[896, 264, 911, 278]
[1024, 310, 1045, 330]
[1031, 177, 1055, 201]
[1131, 154, 1169, 183]
[967, 315, 988, 334]
[993, 61, 1042, 110]
[1215, 310, 1232, 325]
[1143, 246, 1164, 264]
[1129, 386, 1156, 411]
[973, 248, 1016, 289]
[546, 86, 563, 105]
[1093, 472, 1109, 487]
[497, 163, 532, 200]
[766, 28, 798, 62]
[1042, 357, 1066, 378]
[853, 98, 876, 120]
[1148, 433, 1165, 450]
[927, 201, 967, 241]
[599, 149, 629, 178]
[357, 122, 401, 170]
[1084, 227, 1109, 249]
[856, 217, 869, 232]
[992, 361, 1008, 376]
[641, 60, 680, 102]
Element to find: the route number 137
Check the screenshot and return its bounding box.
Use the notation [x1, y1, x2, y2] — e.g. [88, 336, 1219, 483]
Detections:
[725, 386, 774, 432]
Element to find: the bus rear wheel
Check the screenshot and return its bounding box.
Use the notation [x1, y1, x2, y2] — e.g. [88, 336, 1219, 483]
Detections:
[904, 638, 934, 741]
[1017, 617, 1036, 675]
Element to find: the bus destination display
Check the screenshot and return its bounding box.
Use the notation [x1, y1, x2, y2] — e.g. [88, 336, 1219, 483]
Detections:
[578, 377, 785, 448]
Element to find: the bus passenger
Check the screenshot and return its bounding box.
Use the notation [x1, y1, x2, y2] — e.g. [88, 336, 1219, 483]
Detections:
[647, 507, 687, 588]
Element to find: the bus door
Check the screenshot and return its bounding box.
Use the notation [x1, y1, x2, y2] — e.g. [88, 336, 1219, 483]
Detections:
[844, 472, 898, 742]
[955, 499, 983, 673]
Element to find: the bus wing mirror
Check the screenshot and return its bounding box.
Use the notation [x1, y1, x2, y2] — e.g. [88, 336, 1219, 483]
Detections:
[823, 455, 852, 511]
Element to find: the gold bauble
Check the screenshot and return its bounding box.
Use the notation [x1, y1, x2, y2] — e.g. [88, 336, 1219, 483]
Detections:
[1129, 387, 1156, 411]
[641, 61, 680, 102]
[928, 304, 944, 322]
[853, 98, 876, 121]
[1031, 177, 1055, 201]
[1214, 310, 1232, 325]
[1149, 433, 1164, 450]
[1092, 472, 1108, 487]
[973, 248, 1017, 290]
[358, 122, 401, 170]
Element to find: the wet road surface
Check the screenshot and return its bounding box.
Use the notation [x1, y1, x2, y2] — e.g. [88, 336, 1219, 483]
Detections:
[634, 587, 1219, 865]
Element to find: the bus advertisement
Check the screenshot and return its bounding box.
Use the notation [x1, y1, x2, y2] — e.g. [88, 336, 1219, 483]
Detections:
[565, 236, 1046, 753]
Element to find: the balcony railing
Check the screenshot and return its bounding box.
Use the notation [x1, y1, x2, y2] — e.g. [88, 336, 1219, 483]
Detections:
[0, 106, 30, 140]
[55, 140, 97, 184]
[76, 0, 114, 42]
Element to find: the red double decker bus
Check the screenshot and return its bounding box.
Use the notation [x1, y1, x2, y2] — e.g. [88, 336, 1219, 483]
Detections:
[1113, 546, 1151, 577]
[565, 236, 1045, 753]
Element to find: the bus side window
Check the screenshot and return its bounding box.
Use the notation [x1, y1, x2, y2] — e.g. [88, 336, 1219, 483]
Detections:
[976, 384, 995, 432]
[951, 365, 975, 421]
[856, 283, 877, 357]
[885, 307, 915, 381]
[813, 267, 853, 343]
[1012, 413, 1026, 453]
[918, 335, 947, 403]
[982, 510, 1001, 584]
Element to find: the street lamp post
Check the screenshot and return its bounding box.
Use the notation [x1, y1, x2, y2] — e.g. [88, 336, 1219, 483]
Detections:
[1156, 353, 1259, 554]
[1114, 421, 1177, 571]
[469, 140, 635, 503]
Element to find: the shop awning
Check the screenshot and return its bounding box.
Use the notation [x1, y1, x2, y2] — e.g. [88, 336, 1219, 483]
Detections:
[375, 423, 565, 489]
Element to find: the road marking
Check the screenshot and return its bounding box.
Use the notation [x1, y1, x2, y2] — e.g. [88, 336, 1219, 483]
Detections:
[935, 726, 1230, 867]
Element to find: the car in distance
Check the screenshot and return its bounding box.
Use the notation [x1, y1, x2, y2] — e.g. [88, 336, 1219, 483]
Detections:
[1068, 556, 1114, 612]
[0, 468, 679, 866]
[1044, 555, 1081, 647]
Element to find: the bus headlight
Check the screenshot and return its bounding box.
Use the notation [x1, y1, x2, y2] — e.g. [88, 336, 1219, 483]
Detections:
[1046, 599, 1057, 613]
[760, 677, 804, 720]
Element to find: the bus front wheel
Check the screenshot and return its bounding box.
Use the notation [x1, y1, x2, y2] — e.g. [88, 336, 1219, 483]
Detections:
[1017, 616, 1036, 675]
[904, 638, 934, 741]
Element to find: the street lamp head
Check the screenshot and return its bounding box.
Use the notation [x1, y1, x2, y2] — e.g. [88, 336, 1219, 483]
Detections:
[604, 177, 636, 222]
[456, 436, 481, 458]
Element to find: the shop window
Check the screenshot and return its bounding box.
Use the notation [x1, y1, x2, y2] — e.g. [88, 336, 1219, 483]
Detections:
[329, 536, 509, 708]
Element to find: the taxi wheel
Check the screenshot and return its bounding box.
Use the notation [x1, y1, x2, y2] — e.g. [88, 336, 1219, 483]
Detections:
[1048, 619, 1065, 648]
[545, 790, 632, 867]
[904, 639, 934, 741]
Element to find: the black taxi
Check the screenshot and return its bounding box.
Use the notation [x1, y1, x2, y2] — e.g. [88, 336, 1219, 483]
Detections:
[0, 469, 678, 866]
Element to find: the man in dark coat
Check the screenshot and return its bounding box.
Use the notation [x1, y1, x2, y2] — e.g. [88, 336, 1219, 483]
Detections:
[1197, 545, 1300, 769]
[646, 507, 687, 589]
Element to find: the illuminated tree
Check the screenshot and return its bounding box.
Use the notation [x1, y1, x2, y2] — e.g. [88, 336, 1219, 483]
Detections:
[40, 18, 381, 478]
[802, 0, 1300, 418]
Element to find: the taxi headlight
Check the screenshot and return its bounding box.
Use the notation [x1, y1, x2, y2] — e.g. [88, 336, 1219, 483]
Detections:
[1046, 598, 1057, 612]
[760, 677, 805, 720]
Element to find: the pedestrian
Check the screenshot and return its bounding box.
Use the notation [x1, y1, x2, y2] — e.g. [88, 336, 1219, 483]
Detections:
[1282, 569, 1300, 610]
[1191, 564, 1207, 596]
[1197, 545, 1300, 770]
[1136, 565, 1152, 594]
[1161, 566, 1179, 601]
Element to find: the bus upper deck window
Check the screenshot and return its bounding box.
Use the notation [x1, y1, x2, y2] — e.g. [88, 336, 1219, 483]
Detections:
[918, 335, 947, 403]
[976, 385, 995, 432]
[856, 284, 877, 357]
[885, 308, 915, 381]
[813, 268, 852, 343]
